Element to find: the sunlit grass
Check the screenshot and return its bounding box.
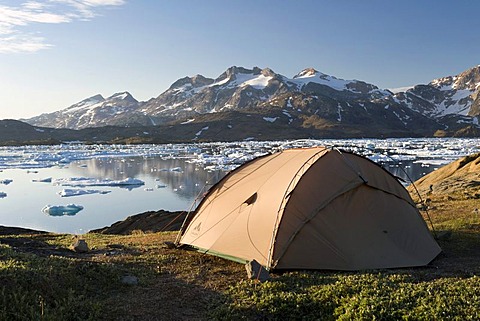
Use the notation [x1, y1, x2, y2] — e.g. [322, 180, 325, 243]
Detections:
[0, 191, 479, 320]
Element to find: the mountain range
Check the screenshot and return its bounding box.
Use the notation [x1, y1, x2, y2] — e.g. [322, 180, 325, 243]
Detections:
[13, 65, 480, 143]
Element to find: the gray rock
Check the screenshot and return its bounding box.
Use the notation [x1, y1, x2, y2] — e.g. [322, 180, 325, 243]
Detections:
[70, 239, 89, 253]
[245, 259, 270, 282]
[121, 275, 139, 285]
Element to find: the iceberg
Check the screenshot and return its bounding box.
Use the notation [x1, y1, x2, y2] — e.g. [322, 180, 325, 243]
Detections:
[42, 204, 84, 216]
[58, 189, 111, 197]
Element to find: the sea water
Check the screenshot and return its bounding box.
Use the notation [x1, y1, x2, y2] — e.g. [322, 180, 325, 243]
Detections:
[0, 138, 478, 234]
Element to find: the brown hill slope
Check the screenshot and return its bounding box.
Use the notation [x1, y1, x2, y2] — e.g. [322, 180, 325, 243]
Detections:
[408, 153, 480, 198]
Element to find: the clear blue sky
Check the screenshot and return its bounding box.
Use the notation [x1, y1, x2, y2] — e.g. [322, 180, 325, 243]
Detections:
[1, 0, 479, 119]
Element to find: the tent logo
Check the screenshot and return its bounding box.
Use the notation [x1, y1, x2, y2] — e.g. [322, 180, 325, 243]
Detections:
[193, 222, 202, 232]
[190, 222, 202, 236]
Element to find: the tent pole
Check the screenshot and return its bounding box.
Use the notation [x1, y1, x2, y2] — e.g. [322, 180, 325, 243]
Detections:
[174, 182, 209, 245]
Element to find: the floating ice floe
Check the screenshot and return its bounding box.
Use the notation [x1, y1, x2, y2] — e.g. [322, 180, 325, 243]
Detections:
[54, 177, 145, 188]
[32, 177, 52, 183]
[413, 159, 452, 166]
[42, 204, 84, 216]
[0, 139, 480, 176]
[58, 189, 111, 197]
[0, 192, 6, 198]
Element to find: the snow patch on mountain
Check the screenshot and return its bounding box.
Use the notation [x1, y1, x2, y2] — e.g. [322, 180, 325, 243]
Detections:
[195, 126, 209, 137]
[242, 74, 273, 89]
[263, 117, 278, 123]
[436, 89, 473, 116]
[337, 104, 343, 122]
[65, 95, 105, 114]
[389, 86, 414, 93]
[181, 119, 195, 124]
[292, 68, 353, 91]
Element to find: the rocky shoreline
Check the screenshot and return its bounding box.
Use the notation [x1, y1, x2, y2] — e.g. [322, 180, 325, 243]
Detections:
[89, 209, 188, 235]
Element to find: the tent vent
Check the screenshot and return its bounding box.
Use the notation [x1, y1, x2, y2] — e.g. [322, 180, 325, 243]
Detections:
[244, 193, 258, 205]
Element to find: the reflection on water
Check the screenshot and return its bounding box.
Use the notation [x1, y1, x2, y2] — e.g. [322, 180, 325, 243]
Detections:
[69, 157, 226, 201]
[0, 156, 228, 234]
[379, 160, 438, 185]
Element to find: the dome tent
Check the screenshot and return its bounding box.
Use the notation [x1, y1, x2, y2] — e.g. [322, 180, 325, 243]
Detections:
[177, 147, 441, 271]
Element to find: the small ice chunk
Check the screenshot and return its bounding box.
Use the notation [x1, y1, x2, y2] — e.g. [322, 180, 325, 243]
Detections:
[0, 179, 13, 185]
[0, 192, 6, 198]
[42, 204, 84, 216]
[156, 184, 167, 188]
[58, 189, 111, 197]
[170, 167, 182, 172]
[144, 188, 154, 191]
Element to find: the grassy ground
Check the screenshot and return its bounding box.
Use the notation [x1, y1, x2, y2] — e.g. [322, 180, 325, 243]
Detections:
[0, 191, 479, 320]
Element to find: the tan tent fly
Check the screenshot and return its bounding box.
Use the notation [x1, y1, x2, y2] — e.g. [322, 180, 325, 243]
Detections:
[177, 147, 441, 271]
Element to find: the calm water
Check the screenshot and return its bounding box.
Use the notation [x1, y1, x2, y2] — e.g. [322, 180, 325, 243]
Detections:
[1, 139, 478, 234]
[0, 157, 225, 234]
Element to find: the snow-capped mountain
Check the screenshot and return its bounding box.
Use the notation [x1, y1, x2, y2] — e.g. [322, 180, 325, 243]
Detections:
[22, 65, 480, 139]
[136, 66, 439, 137]
[393, 65, 480, 119]
[139, 67, 290, 120]
[140, 66, 394, 121]
[26, 92, 145, 129]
